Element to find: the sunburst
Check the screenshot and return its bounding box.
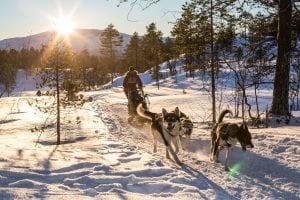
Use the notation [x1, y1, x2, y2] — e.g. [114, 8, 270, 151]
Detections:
[54, 16, 75, 36]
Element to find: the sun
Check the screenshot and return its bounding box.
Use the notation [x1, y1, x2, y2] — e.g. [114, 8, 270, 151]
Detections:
[54, 16, 75, 36]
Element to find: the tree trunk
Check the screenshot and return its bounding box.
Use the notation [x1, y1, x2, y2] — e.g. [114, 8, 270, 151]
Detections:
[271, 0, 292, 115]
[56, 63, 61, 145]
[255, 84, 260, 119]
[210, 0, 216, 124]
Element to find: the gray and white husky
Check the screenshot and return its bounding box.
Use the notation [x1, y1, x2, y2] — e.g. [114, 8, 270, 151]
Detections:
[210, 110, 254, 171]
[136, 103, 182, 165]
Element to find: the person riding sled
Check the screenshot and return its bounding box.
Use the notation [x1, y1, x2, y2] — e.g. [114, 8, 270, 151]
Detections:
[123, 66, 144, 117]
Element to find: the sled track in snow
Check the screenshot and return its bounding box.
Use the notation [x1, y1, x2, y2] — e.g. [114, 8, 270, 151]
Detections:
[92, 93, 300, 200]
[91, 98, 155, 158]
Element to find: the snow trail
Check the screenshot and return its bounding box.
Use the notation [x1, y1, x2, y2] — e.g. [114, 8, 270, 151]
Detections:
[93, 87, 300, 200]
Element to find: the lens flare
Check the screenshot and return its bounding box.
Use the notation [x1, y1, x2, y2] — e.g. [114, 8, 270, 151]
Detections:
[229, 163, 242, 177]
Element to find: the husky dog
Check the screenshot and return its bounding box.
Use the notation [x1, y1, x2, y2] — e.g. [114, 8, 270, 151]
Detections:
[136, 103, 182, 165]
[178, 112, 193, 150]
[210, 110, 254, 171]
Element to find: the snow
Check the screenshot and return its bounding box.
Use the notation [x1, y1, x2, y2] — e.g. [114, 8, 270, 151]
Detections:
[0, 64, 299, 199]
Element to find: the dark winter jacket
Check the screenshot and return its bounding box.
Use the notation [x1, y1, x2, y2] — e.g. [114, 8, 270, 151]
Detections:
[123, 70, 143, 93]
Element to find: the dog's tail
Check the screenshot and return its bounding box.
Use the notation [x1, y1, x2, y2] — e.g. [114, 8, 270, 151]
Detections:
[136, 103, 157, 121]
[217, 109, 233, 123]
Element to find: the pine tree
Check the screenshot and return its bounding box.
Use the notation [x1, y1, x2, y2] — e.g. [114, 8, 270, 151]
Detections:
[0, 50, 17, 97]
[141, 22, 163, 88]
[76, 49, 92, 90]
[99, 24, 123, 83]
[271, 0, 292, 116]
[123, 32, 141, 72]
[172, 2, 200, 77]
[162, 37, 177, 76]
[174, 0, 239, 123]
[35, 36, 87, 145]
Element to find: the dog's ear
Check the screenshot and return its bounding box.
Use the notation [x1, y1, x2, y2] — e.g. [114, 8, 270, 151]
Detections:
[174, 107, 180, 117]
[240, 123, 244, 129]
[162, 108, 168, 117]
[242, 121, 248, 130]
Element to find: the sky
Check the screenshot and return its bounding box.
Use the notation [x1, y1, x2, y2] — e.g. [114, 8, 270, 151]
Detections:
[0, 0, 187, 40]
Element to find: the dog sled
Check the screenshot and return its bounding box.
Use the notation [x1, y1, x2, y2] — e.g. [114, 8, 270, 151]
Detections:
[127, 89, 150, 126]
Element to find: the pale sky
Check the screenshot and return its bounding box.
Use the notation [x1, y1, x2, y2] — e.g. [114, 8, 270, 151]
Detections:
[0, 0, 187, 40]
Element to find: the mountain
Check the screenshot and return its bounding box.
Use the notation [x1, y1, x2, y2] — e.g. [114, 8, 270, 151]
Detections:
[0, 29, 132, 55]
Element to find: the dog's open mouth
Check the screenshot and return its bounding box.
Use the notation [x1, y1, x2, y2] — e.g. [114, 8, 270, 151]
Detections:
[167, 124, 175, 131]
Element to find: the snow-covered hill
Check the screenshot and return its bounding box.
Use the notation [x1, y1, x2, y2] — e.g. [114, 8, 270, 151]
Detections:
[0, 29, 132, 55]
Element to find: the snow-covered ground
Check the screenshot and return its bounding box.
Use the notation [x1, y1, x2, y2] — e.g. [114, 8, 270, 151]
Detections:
[0, 68, 299, 199]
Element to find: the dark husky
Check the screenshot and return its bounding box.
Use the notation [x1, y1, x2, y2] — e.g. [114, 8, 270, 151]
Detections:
[210, 110, 254, 171]
[136, 103, 182, 165]
[178, 112, 193, 150]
